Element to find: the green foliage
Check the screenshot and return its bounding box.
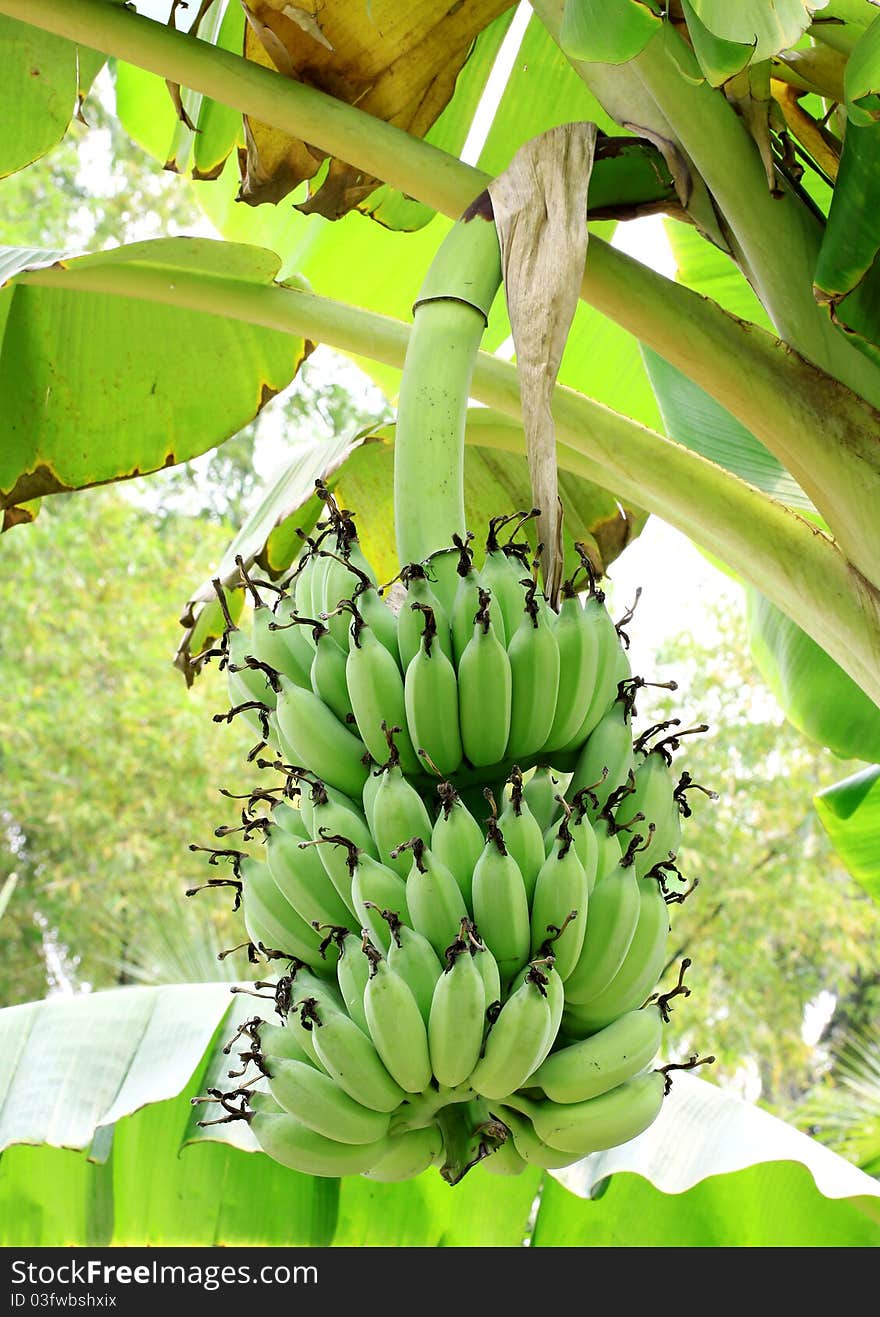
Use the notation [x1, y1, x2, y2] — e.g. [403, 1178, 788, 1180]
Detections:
[0, 489, 249, 1003]
[798, 1026, 880, 1174]
[0, 89, 202, 251]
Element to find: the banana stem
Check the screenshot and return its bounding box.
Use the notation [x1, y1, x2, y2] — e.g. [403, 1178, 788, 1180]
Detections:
[435, 1102, 486, 1186]
[394, 211, 502, 588]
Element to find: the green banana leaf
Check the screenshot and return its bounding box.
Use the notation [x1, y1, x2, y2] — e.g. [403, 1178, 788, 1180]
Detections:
[115, 0, 244, 179]
[642, 347, 814, 510]
[679, 0, 753, 86]
[746, 588, 880, 763]
[813, 121, 880, 350]
[843, 10, 880, 124]
[815, 765, 880, 902]
[174, 409, 649, 678]
[559, 0, 662, 65]
[682, 0, 824, 67]
[0, 12, 106, 179]
[535, 1161, 880, 1246]
[0, 238, 309, 522]
[1, 985, 877, 1246]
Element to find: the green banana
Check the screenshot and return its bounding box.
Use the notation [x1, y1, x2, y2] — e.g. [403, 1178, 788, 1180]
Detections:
[266, 1056, 392, 1144]
[236, 558, 312, 686]
[498, 768, 547, 904]
[319, 528, 398, 660]
[471, 925, 502, 1008]
[363, 941, 433, 1094]
[458, 589, 512, 768]
[361, 1124, 443, 1181]
[306, 780, 377, 912]
[430, 781, 484, 907]
[254, 1018, 316, 1068]
[568, 688, 637, 813]
[530, 1004, 664, 1103]
[362, 765, 384, 836]
[287, 963, 347, 1017]
[344, 603, 420, 775]
[562, 877, 671, 1036]
[496, 1107, 579, 1170]
[274, 678, 369, 800]
[450, 534, 503, 662]
[562, 830, 646, 1007]
[563, 797, 600, 893]
[469, 962, 554, 1100]
[345, 844, 410, 952]
[259, 595, 316, 688]
[289, 528, 334, 632]
[480, 514, 537, 644]
[309, 623, 354, 725]
[225, 628, 278, 733]
[400, 837, 468, 959]
[265, 821, 352, 930]
[384, 911, 444, 1024]
[297, 995, 406, 1113]
[328, 927, 371, 1031]
[541, 576, 601, 754]
[471, 811, 531, 989]
[404, 604, 463, 777]
[370, 746, 433, 876]
[248, 1091, 390, 1176]
[506, 575, 561, 761]
[427, 922, 487, 1088]
[397, 563, 454, 669]
[559, 557, 627, 747]
[544, 960, 566, 1044]
[506, 1071, 665, 1155]
[521, 766, 566, 835]
[271, 798, 307, 837]
[239, 856, 331, 971]
[629, 726, 713, 875]
[480, 1132, 528, 1176]
[529, 811, 588, 980]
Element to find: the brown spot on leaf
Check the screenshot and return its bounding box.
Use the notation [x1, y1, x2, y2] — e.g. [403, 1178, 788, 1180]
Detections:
[2, 504, 38, 532]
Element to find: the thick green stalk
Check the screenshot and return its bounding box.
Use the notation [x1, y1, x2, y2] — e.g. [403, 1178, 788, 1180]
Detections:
[394, 214, 501, 582]
[6, 0, 880, 583]
[16, 261, 880, 703]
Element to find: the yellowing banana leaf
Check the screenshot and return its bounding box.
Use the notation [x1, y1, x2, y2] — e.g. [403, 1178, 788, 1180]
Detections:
[174, 408, 649, 679]
[815, 765, 880, 902]
[746, 587, 880, 763]
[0, 12, 106, 179]
[355, 8, 516, 233]
[238, 0, 514, 216]
[0, 238, 310, 523]
[1, 987, 878, 1246]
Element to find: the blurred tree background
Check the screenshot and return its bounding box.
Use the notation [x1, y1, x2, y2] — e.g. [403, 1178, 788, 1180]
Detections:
[1, 69, 877, 1164]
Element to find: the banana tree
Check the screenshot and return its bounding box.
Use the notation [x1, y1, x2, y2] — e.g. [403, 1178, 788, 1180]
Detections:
[1, 0, 880, 1244]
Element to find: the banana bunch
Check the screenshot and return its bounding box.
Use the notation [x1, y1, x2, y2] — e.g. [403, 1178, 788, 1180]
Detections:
[217, 488, 630, 794]
[192, 485, 713, 1183]
[192, 722, 711, 1181]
